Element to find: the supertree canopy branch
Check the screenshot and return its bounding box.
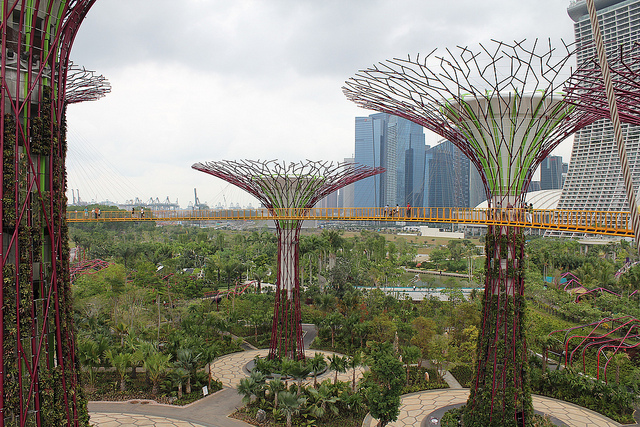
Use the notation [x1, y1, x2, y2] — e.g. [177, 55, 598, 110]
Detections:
[564, 42, 640, 125]
[65, 62, 111, 104]
[344, 39, 599, 207]
[344, 39, 597, 427]
[193, 160, 383, 360]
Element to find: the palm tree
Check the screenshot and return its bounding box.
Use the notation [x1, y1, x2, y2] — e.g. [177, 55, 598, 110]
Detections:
[608, 351, 631, 384]
[537, 335, 554, 372]
[309, 353, 327, 388]
[76, 339, 101, 388]
[169, 367, 190, 398]
[323, 312, 343, 348]
[347, 351, 363, 390]
[176, 348, 201, 394]
[249, 370, 266, 400]
[400, 345, 421, 386]
[328, 354, 346, 385]
[307, 383, 339, 418]
[111, 321, 129, 347]
[237, 377, 257, 405]
[280, 358, 296, 388]
[104, 350, 133, 392]
[144, 352, 172, 395]
[267, 378, 285, 410]
[288, 360, 311, 396]
[278, 391, 307, 427]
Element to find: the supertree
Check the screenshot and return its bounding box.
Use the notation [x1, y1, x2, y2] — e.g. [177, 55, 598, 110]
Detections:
[1, 1, 102, 426]
[343, 40, 598, 426]
[192, 160, 383, 360]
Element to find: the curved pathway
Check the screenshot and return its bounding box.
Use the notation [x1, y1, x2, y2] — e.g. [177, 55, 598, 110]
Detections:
[89, 333, 622, 427]
[210, 348, 364, 388]
[362, 389, 621, 427]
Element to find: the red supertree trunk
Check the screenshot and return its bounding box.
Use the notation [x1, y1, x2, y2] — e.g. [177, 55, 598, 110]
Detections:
[0, 2, 101, 425]
[269, 226, 304, 360]
[465, 221, 531, 426]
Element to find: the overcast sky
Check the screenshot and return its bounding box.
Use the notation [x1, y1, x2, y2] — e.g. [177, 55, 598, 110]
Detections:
[65, 0, 578, 208]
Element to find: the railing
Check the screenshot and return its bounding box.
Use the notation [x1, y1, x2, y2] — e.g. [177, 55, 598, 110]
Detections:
[66, 207, 634, 237]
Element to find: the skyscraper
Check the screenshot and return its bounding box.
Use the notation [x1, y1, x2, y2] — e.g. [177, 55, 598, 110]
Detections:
[559, 0, 640, 215]
[540, 155, 565, 190]
[353, 113, 425, 207]
[425, 140, 485, 208]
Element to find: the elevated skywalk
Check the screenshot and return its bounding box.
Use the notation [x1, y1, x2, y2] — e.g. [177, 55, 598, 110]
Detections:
[66, 207, 634, 237]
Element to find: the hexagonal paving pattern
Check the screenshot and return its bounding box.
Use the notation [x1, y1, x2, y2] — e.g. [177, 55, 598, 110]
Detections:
[362, 390, 621, 427]
[90, 412, 207, 427]
[209, 349, 364, 388]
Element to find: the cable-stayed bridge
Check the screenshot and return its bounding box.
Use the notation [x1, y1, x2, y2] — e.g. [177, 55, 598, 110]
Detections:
[66, 206, 634, 237]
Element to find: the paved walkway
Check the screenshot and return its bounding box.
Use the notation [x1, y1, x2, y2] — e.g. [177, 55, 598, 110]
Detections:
[362, 389, 622, 427]
[89, 342, 622, 427]
[209, 348, 364, 388]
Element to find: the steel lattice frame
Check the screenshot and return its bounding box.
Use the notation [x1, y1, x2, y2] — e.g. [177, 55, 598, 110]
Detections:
[1, 1, 99, 426]
[549, 316, 640, 384]
[343, 40, 598, 426]
[564, 43, 640, 125]
[192, 159, 383, 360]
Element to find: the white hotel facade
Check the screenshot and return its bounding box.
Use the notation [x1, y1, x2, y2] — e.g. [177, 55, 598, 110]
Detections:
[558, 0, 640, 226]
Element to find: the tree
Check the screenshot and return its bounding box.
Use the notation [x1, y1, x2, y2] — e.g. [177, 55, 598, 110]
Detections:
[411, 316, 437, 357]
[608, 351, 631, 384]
[278, 391, 307, 427]
[427, 334, 453, 378]
[288, 360, 311, 396]
[347, 351, 363, 390]
[176, 348, 201, 394]
[363, 342, 406, 427]
[237, 377, 256, 405]
[309, 353, 327, 388]
[104, 350, 133, 392]
[328, 354, 347, 385]
[267, 378, 286, 409]
[76, 339, 102, 388]
[537, 334, 554, 373]
[400, 345, 421, 386]
[307, 382, 339, 418]
[323, 312, 343, 348]
[144, 352, 172, 395]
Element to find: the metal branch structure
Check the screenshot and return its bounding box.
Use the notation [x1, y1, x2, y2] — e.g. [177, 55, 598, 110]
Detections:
[65, 62, 111, 104]
[344, 40, 598, 426]
[564, 43, 640, 125]
[192, 160, 383, 360]
[549, 316, 640, 384]
[1, 1, 100, 426]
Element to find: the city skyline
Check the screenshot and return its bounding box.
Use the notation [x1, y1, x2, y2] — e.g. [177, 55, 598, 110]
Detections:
[65, 0, 577, 209]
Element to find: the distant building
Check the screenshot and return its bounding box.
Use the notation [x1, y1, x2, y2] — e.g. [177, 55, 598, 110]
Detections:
[540, 155, 564, 190]
[425, 140, 485, 208]
[338, 157, 355, 208]
[559, 0, 640, 217]
[353, 113, 426, 207]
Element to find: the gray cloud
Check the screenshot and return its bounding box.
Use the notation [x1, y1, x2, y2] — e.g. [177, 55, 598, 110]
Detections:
[67, 0, 579, 207]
